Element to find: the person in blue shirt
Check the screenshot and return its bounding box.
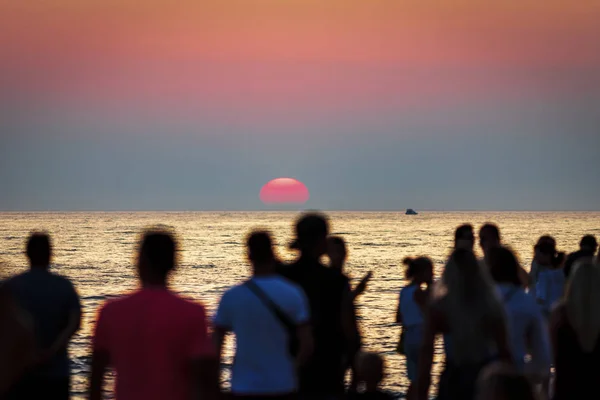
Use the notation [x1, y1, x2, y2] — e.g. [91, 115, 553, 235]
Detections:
[4, 232, 81, 400]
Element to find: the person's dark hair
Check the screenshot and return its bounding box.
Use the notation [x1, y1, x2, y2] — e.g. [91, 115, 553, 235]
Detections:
[581, 235, 598, 250]
[403, 256, 433, 281]
[247, 231, 275, 264]
[455, 224, 474, 243]
[292, 212, 329, 251]
[480, 223, 501, 241]
[534, 235, 556, 255]
[139, 230, 177, 277]
[487, 246, 522, 286]
[26, 232, 51, 266]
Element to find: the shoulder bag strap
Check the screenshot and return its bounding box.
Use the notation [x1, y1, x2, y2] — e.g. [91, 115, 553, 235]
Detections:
[245, 280, 295, 331]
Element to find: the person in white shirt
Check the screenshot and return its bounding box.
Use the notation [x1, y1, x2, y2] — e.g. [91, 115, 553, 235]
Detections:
[487, 246, 551, 385]
[214, 231, 313, 399]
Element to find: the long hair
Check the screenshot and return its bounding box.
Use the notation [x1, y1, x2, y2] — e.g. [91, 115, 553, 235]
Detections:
[403, 256, 433, 281]
[487, 246, 523, 286]
[442, 249, 506, 363]
[564, 261, 600, 352]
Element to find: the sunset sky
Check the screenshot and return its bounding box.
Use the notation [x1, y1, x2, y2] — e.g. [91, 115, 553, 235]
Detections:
[1, 0, 599, 210]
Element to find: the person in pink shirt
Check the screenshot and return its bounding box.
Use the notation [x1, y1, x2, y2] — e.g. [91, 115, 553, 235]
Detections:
[89, 229, 219, 400]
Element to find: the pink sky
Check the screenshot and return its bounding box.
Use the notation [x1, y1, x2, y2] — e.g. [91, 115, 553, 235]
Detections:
[2, 0, 599, 121]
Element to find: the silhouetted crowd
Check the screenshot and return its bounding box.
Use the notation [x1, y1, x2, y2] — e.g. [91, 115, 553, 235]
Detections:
[1, 212, 599, 400]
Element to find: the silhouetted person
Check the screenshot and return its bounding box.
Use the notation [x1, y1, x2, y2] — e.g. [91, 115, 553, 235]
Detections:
[563, 235, 597, 278]
[531, 237, 566, 317]
[479, 223, 501, 257]
[476, 363, 538, 400]
[480, 224, 529, 287]
[214, 231, 313, 399]
[487, 247, 550, 384]
[550, 260, 600, 400]
[416, 249, 512, 400]
[89, 229, 218, 400]
[347, 352, 393, 400]
[395, 256, 433, 399]
[4, 232, 81, 400]
[327, 236, 372, 301]
[529, 236, 563, 296]
[278, 213, 361, 399]
[454, 224, 475, 251]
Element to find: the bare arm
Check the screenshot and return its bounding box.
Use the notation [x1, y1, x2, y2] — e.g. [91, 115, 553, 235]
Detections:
[395, 292, 403, 325]
[351, 271, 373, 301]
[341, 291, 361, 361]
[89, 349, 109, 400]
[45, 310, 81, 362]
[415, 306, 438, 400]
[213, 327, 228, 393]
[295, 323, 314, 367]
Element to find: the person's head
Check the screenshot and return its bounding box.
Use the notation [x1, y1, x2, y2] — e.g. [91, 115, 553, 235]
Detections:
[441, 248, 506, 364]
[137, 229, 178, 286]
[564, 260, 600, 353]
[327, 236, 347, 271]
[291, 212, 329, 258]
[487, 246, 522, 286]
[477, 363, 537, 400]
[534, 236, 557, 266]
[454, 224, 474, 251]
[26, 232, 52, 268]
[580, 235, 598, 253]
[403, 256, 433, 285]
[354, 351, 385, 391]
[247, 231, 276, 274]
[479, 223, 501, 256]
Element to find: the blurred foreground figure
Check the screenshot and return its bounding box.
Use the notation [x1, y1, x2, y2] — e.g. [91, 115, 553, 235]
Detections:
[416, 249, 512, 400]
[479, 224, 529, 287]
[563, 235, 597, 278]
[477, 363, 538, 400]
[550, 260, 600, 400]
[327, 236, 372, 301]
[454, 224, 475, 251]
[214, 231, 313, 399]
[279, 213, 361, 399]
[89, 229, 218, 400]
[4, 233, 81, 400]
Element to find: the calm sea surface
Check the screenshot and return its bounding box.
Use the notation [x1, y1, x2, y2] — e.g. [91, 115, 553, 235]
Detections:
[1, 211, 599, 399]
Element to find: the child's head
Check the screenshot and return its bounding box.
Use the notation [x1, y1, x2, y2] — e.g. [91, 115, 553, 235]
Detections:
[354, 351, 385, 390]
[403, 256, 433, 285]
[327, 236, 347, 270]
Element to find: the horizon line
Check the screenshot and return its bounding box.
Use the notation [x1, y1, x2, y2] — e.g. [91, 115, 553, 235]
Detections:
[1, 209, 599, 213]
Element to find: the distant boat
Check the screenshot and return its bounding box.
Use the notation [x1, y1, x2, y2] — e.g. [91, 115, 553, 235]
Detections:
[406, 208, 418, 215]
